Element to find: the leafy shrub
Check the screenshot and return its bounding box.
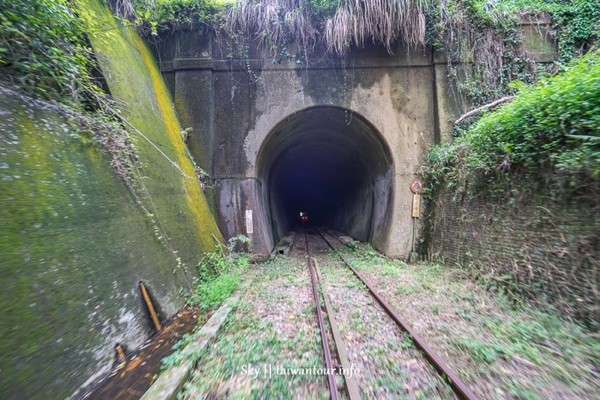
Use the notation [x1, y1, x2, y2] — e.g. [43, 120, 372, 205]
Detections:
[424, 50, 599, 197]
[496, 0, 600, 62]
[121, 0, 231, 33]
[307, 0, 340, 18]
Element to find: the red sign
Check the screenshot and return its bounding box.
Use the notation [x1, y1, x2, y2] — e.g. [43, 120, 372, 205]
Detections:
[409, 179, 423, 194]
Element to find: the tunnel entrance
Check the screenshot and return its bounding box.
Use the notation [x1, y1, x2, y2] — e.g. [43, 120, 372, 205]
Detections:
[257, 106, 394, 249]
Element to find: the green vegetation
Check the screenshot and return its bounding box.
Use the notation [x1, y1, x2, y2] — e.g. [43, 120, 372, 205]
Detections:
[108, 0, 598, 106]
[433, 0, 599, 105]
[1, 3, 230, 395]
[122, 0, 233, 34]
[432, 0, 535, 106]
[190, 235, 250, 310]
[0, 87, 205, 399]
[496, 0, 600, 62]
[424, 50, 600, 197]
[175, 255, 329, 399]
[422, 52, 598, 317]
[105, 0, 431, 60]
[339, 245, 599, 397]
[0, 0, 103, 106]
[81, 0, 224, 253]
[307, 0, 340, 18]
[2, 0, 598, 109]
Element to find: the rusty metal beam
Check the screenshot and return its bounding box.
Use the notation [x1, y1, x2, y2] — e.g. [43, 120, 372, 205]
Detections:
[313, 259, 362, 400]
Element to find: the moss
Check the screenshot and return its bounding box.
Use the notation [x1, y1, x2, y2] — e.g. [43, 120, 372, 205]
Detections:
[138, 36, 221, 251]
[77, 0, 222, 258]
[1, 1, 223, 397]
[0, 90, 201, 398]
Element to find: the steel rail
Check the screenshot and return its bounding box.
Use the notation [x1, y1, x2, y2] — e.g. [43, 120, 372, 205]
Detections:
[313, 259, 362, 400]
[304, 230, 340, 400]
[316, 228, 479, 400]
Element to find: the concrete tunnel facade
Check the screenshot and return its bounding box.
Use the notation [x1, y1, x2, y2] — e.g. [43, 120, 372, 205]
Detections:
[155, 34, 452, 257]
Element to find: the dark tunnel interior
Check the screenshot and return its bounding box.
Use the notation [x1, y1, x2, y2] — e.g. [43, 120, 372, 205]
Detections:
[257, 106, 394, 248]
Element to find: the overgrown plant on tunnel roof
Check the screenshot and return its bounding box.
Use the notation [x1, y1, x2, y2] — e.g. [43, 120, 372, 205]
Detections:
[114, 0, 599, 106]
[119, 0, 431, 55]
[224, 0, 430, 55]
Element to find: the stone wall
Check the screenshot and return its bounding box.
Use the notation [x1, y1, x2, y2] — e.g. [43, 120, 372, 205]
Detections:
[429, 189, 599, 324]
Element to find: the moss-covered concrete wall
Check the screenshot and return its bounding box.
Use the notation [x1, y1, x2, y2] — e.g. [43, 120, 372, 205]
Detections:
[0, 2, 221, 399]
[79, 0, 221, 255]
[154, 32, 438, 257]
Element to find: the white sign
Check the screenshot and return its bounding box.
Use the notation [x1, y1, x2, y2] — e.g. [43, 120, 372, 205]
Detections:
[245, 210, 253, 234]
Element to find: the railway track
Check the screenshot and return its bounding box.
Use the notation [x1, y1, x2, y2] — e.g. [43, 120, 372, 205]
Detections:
[299, 227, 478, 400]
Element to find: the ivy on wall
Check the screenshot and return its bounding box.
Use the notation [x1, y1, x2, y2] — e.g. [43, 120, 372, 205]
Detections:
[123, 0, 232, 34]
[433, 0, 599, 107]
[496, 0, 600, 62]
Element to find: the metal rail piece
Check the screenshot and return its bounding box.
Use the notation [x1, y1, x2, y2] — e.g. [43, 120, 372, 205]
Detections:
[313, 259, 361, 400]
[317, 229, 479, 400]
[305, 231, 340, 400]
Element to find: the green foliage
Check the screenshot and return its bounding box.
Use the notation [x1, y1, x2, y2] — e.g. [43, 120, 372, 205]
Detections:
[453, 306, 596, 367]
[432, 0, 536, 106]
[193, 272, 241, 310]
[553, 0, 600, 62]
[496, 0, 600, 63]
[190, 235, 250, 310]
[453, 337, 503, 363]
[128, 0, 231, 33]
[424, 51, 600, 198]
[195, 234, 250, 281]
[307, 0, 340, 18]
[121, 0, 597, 101]
[430, 0, 599, 106]
[0, 0, 103, 106]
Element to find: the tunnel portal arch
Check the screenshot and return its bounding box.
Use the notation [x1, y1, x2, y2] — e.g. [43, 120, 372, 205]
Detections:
[256, 106, 394, 250]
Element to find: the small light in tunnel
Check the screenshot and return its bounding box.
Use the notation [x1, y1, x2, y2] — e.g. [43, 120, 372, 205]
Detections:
[299, 211, 309, 224]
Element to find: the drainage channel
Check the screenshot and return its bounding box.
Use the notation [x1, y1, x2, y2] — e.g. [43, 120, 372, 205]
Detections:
[79, 283, 205, 400]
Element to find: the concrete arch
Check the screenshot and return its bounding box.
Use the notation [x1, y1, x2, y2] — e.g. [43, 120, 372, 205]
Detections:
[255, 106, 395, 251]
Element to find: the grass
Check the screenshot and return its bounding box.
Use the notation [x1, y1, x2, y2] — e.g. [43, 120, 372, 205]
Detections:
[183, 308, 325, 398]
[189, 252, 249, 311]
[192, 272, 242, 310]
[190, 236, 251, 311]
[336, 244, 600, 398]
[173, 240, 598, 399]
[452, 337, 504, 363]
[180, 254, 330, 399]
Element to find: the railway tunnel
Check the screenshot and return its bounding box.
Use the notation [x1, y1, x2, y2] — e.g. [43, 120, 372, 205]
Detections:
[256, 106, 394, 249]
